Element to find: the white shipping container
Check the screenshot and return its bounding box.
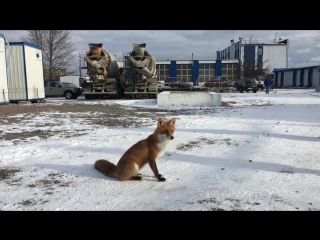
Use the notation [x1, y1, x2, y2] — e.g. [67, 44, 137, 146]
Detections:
[60, 75, 81, 87]
[6, 42, 45, 103]
[0, 33, 9, 105]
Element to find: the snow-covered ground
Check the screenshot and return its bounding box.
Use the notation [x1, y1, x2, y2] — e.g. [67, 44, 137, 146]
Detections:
[1, 89, 320, 211]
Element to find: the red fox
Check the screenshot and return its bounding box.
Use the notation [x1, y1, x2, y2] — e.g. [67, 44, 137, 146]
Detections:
[94, 117, 176, 182]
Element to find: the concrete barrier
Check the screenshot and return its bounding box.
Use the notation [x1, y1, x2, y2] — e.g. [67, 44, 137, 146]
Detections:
[157, 91, 222, 107]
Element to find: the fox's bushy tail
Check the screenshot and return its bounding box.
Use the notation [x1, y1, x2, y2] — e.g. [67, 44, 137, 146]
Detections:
[94, 159, 117, 178]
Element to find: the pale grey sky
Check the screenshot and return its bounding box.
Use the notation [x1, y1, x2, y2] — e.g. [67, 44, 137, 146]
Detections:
[1, 30, 320, 73]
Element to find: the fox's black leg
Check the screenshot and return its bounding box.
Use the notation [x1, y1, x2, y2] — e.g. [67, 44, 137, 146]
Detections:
[149, 162, 166, 182]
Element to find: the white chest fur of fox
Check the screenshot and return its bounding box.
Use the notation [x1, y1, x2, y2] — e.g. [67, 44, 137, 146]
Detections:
[94, 117, 176, 181]
[156, 137, 172, 158]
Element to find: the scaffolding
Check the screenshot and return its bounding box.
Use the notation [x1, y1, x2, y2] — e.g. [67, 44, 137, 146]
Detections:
[79, 52, 88, 84]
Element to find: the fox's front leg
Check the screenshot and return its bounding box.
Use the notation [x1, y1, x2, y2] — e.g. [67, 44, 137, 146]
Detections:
[149, 161, 166, 182]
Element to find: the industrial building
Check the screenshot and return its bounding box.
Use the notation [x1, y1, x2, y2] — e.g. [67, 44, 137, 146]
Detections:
[81, 58, 239, 87]
[273, 66, 320, 88]
[140, 59, 239, 86]
[6, 42, 45, 103]
[140, 37, 289, 86]
[157, 59, 239, 84]
[218, 37, 289, 76]
[0, 35, 46, 104]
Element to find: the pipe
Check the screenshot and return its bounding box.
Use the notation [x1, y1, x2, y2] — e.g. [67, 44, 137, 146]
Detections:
[2, 89, 6, 104]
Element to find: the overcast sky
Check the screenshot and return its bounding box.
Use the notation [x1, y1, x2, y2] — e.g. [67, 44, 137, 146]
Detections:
[1, 30, 320, 73]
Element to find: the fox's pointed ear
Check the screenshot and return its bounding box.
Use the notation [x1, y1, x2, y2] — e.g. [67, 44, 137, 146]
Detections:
[157, 118, 165, 128]
[169, 117, 176, 126]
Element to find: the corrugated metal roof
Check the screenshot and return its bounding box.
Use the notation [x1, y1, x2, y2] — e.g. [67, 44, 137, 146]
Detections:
[9, 42, 42, 50]
[274, 65, 320, 72]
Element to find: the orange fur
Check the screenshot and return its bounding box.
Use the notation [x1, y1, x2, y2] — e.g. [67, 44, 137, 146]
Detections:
[94, 118, 176, 181]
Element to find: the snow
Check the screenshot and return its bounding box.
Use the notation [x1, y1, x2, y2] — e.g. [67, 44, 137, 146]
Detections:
[1, 89, 320, 211]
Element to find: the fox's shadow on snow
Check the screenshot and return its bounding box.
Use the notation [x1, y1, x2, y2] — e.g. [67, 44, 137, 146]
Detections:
[30, 162, 159, 181]
[30, 163, 114, 180]
[30, 142, 160, 182]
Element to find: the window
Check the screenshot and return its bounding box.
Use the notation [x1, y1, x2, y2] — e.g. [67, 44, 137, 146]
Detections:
[176, 64, 192, 80]
[257, 62, 263, 69]
[220, 62, 240, 80]
[157, 64, 170, 79]
[198, 63, 215, 82]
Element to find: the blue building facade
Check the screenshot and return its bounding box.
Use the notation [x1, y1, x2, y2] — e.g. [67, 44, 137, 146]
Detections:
[155, 59, 238, 85]
[273, 66, 320, 88]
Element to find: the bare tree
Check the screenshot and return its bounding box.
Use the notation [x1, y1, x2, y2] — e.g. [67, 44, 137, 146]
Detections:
[239, 34, 271, 78]
[242, 33, 260, 44]
[21, 30, 77, 80]
[21, 30, 47, 48]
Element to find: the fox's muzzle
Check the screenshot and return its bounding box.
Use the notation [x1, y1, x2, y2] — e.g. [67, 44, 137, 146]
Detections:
[170, 136, 174, 140]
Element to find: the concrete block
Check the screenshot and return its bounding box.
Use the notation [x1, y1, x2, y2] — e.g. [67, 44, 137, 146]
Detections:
[157, 91, 222, 107]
